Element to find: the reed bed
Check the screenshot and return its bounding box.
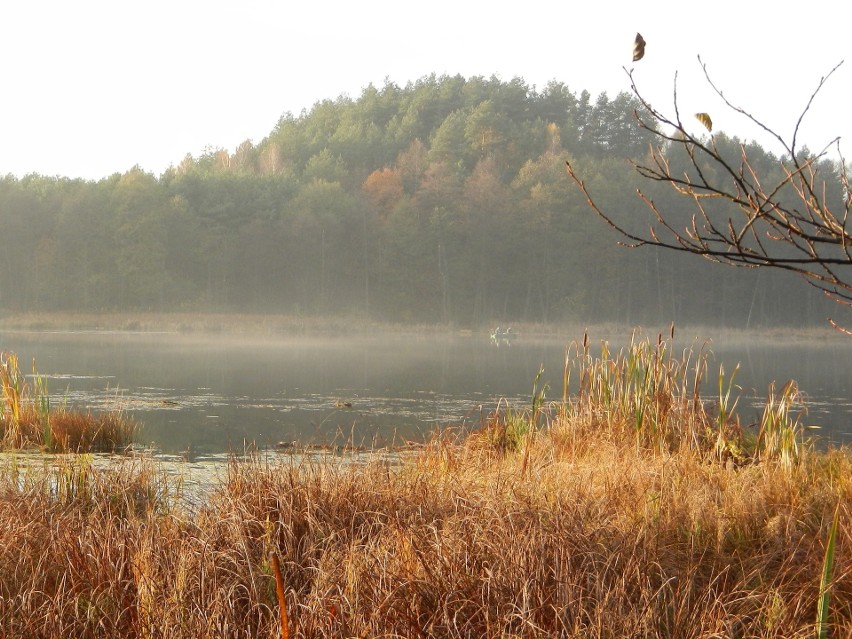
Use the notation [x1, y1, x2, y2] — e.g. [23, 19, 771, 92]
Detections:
[0, 334, 849, 638]
[1, 351, 136, 452]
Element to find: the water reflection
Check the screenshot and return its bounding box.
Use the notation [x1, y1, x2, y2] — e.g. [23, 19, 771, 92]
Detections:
[1, 329, 850, 454]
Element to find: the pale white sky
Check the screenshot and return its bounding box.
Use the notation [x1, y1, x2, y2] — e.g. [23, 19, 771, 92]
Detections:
[1, 1, 848, 180]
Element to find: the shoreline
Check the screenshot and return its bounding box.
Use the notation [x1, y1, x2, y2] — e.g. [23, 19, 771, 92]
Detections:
[0, 311, 844, 344]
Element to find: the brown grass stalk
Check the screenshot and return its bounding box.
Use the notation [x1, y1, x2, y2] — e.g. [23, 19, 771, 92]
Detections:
[270, 552, 290, 639]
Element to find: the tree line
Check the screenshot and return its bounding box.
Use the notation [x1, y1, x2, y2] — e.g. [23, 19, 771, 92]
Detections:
[0, 74, 842, 326]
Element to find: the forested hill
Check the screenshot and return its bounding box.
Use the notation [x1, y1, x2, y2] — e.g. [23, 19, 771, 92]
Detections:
[0, 75, 840, 326]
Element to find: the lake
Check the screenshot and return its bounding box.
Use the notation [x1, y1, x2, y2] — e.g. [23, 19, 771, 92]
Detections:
[1, 328, 851, 456]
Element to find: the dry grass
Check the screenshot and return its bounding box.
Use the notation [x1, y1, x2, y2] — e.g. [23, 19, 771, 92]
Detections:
[0, 334, 850, 637]
[0, 437, 849, 637]
[1, 351, 137, 453]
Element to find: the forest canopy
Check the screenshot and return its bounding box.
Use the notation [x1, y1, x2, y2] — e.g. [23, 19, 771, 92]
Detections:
[0, 74, 842, 327]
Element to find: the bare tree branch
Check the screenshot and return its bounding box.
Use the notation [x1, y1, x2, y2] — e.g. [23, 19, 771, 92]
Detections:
[565, 56, 851, 330]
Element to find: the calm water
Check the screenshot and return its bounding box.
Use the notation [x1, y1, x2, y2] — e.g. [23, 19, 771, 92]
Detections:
[1, 329, 850, 455]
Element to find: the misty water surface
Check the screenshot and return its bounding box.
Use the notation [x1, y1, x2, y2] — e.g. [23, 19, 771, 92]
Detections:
[1, 329, 850, 456]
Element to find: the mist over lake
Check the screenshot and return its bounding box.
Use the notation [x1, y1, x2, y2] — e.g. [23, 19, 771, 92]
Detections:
[1, 328, 850, 456]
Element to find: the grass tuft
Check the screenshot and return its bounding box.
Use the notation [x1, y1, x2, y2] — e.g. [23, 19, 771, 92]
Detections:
[1, 351, 137, 452]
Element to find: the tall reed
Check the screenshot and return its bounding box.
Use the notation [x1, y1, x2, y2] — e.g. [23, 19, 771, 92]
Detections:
[563, 331, 715, 455]
[756, 380, 808, 467]
[0, 351, 26, 444]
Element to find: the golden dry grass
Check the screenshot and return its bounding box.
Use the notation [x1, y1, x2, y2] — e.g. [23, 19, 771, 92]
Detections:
[0, 434, 849, 638]
[1, 351, 136, 453]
